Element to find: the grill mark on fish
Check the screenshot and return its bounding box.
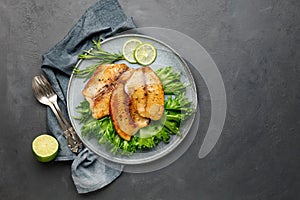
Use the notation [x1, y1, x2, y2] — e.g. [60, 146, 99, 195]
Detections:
[82, 64, 129, 119]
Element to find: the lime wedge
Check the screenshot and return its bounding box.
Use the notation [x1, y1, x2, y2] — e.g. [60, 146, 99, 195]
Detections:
[122, 39, 142, 63]
[134, 43, 157, 66]
[32, 134, 59, 162]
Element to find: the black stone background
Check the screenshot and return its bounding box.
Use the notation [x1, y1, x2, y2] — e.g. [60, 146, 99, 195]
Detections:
[0, 0, 299, 199]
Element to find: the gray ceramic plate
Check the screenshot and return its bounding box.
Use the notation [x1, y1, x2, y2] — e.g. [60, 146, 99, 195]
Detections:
[67, 34, 197, 165]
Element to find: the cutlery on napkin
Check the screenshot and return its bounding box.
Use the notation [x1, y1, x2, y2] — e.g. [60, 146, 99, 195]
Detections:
[40, 0, 135, 193]
[32, 75, 83, 153]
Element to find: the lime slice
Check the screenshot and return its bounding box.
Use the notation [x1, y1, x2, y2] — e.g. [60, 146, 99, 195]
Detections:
[134, 43, 157, 66]
[122, 39, 142, 63]
[32, 134, 59, 162]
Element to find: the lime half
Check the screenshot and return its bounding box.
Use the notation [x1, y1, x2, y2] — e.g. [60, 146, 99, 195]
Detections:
[122, 39, 142, 63]
[134, 43, 157, 66]
[32, 134, 59, 162]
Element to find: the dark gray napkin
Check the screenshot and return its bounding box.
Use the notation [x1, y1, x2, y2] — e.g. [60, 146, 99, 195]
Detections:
[41, 0, 135, 193]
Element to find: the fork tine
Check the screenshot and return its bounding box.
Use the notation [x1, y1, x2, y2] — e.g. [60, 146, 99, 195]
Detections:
[37, 76, 47, 89]
[33, 75, 51, 98]
[40, 75, 52, 89]
[33, 76, 51, 99]
[35, 76, 45, 88]
[32, 77, 42, 97]
[39, 75, 56, 95]
[41, 83, 51, 97]
[32, 82, 39, 98]
[32, 79, 46, 104]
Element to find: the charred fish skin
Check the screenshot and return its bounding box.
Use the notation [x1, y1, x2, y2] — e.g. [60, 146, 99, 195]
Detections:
[82, 63, 129, 119]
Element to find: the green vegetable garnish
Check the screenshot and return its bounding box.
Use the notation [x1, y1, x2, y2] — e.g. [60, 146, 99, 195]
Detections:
[73, 38, 124, 80]
[155, 66, 188, 94]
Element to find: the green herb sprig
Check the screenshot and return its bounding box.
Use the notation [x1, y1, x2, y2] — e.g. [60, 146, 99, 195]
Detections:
[73, 38, 124, 80]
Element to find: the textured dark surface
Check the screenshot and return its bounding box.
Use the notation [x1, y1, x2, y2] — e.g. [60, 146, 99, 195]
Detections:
[1, 0, 300, 199]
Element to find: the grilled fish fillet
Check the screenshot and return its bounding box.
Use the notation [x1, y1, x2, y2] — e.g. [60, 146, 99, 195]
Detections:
[110, 69, 138, 141]
[82, 63, 129, 119]
[135, 66, 164, 120]
[125, 68, 149, 128]
[125, 67, 164, 120]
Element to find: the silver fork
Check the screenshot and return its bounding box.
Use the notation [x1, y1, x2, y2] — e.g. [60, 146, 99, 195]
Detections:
[32, 75, 82, 153]
[37, 75, 83, 143]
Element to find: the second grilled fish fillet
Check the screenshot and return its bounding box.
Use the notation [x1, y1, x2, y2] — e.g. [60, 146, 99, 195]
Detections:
[137, 66, 164, 120]
[125, 67, 164, 121]
[82, 63, 129, 119]
[125, 68, 149, 128]
[110, 69, 137, 141]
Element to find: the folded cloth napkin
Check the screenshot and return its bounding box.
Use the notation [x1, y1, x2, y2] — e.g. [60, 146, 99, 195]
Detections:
[41, 0, 136, 193]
